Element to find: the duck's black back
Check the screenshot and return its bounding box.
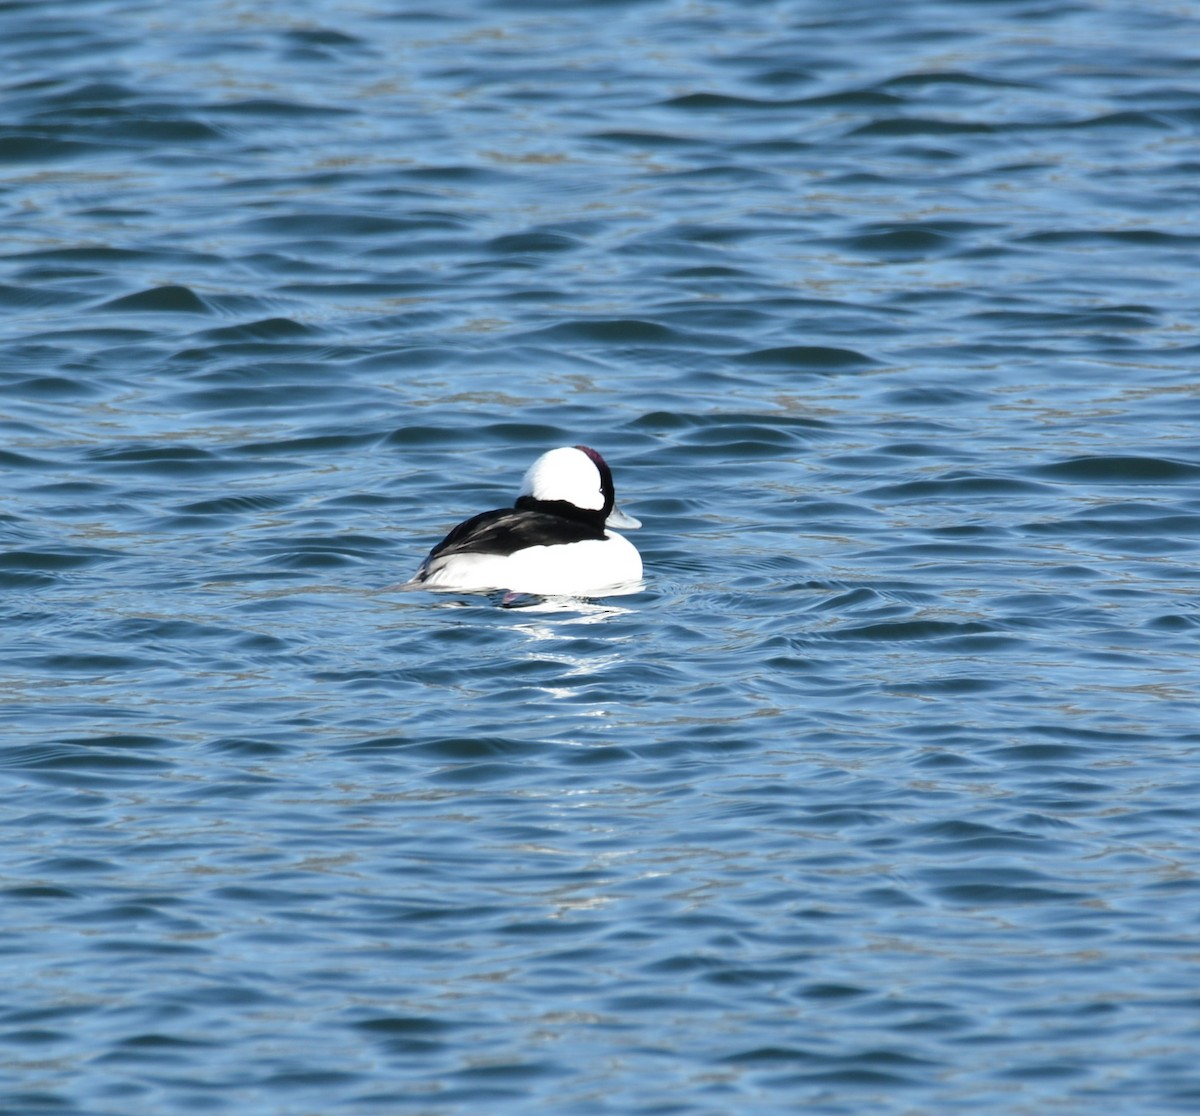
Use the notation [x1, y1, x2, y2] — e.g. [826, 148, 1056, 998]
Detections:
[423, 507, 606, 563]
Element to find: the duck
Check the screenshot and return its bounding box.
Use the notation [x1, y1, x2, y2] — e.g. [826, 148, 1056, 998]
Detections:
[411, 445, 642, 595]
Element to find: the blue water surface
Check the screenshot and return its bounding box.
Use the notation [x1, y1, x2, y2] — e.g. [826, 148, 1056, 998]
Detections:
[2, 1, 1200, 1113]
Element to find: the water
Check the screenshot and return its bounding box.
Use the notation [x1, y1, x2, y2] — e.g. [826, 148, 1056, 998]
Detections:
[3, 0, 1199, 1112]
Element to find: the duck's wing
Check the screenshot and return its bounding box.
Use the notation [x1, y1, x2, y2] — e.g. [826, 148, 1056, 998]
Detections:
[414, 508, 604, 580]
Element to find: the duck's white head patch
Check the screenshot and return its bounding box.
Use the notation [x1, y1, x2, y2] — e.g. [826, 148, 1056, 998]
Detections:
[520, 446, 606, 512]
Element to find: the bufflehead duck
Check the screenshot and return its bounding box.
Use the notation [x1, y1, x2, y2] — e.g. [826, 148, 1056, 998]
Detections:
[412, 445, 642, 595]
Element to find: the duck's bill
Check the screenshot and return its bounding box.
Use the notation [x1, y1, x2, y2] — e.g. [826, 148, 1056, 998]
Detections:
[606, 506, 641, 530]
